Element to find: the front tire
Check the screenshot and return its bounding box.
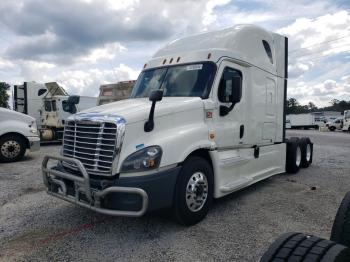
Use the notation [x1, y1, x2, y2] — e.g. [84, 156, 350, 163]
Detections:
[0, 134, 26, 162]
[173, 156, 213, 226]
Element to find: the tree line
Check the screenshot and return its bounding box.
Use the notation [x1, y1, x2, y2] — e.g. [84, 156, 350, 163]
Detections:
[287, 98, 350, 114]
[1, 81, 350, 114]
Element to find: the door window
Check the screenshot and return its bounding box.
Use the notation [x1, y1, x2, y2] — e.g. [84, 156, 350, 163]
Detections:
[52, 100, 57, 111]
[218, 67, 242, 103]
[44, 101, 52, 112]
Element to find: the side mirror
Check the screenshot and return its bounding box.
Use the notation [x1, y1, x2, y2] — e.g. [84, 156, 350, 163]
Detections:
[144, 90, 164, 132]
[67, 95, 80, 105]
[149, 89, 163, 102]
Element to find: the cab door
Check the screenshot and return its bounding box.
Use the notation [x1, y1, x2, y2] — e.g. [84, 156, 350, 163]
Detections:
[212, 61, 246, 149]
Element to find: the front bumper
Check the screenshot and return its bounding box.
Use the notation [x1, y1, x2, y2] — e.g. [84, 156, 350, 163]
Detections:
[28, 136, 40, 152]
[42, 155, 180, 217]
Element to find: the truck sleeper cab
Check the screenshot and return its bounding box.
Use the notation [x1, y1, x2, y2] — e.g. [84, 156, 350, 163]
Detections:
[42, 25, 313, 225]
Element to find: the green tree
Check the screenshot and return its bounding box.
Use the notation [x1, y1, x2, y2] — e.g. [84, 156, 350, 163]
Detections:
[0, 82, 10, 108]
[287, 97, 299, 108]
[307, 102, 318, 112]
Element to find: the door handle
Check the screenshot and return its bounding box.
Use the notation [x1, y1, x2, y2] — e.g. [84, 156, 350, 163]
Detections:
[240, 125, 244, 139]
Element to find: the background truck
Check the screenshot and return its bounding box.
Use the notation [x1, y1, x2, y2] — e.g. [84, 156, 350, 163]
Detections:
[97, 80, 136, 106]
[0, 108, 40, 162]
[326, 117, 343, 131]
[42, 24, 313, 225]
[287, 113, 325, 129]
[343, 110, 350, 132]
[13, 82, 97, 141]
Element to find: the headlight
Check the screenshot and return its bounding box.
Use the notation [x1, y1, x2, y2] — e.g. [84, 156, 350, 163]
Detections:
[29, 121, 38, 134]
[121, 146, 162, 173]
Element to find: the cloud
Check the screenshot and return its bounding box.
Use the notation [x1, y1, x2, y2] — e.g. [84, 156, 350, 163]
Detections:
[288, 62, 314, 79]
[19, 61, 56, 79]
[288, 78, 350, 106]
[57, 64, 139, 97]
[202, 0, 231, 26]
[0, 0, 175, 63]
[82, 43, 127, 63]
[342, 75, 350, 85]
[0, 58, 14, 70]
[279, 11, 350, 63]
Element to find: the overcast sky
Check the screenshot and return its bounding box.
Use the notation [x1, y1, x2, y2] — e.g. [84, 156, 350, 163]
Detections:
[0, 0, 349, 107]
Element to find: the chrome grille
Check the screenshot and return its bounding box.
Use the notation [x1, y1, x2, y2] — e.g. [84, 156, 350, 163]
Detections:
[62, 120, 118, 175]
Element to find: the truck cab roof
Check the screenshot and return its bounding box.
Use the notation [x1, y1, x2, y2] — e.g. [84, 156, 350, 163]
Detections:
[147, 24, 287, 78]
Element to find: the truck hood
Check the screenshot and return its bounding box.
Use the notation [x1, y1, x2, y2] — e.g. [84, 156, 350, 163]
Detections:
[0, 108, 36, 125]
[73, 97, 204, 124]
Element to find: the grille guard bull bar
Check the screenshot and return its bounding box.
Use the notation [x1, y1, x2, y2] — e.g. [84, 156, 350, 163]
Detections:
[42, 155, 149, 217]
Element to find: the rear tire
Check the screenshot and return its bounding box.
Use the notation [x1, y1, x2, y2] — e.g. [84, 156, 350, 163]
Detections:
[300, 137, 313, 168]
[0, 134, 26, 162]
[260, 232, 350, 262]
[330, 126, 336, 131]
[173, 156, 213, 226]
[286, 138, 302, 174]
[331, 191, 350, 247]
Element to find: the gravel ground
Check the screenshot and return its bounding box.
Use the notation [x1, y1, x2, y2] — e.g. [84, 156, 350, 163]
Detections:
[1, 130, 350, 262]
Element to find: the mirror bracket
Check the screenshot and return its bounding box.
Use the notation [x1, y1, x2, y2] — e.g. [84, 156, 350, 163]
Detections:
[144, 90, 163, 132]
[220, 104, 235, 116]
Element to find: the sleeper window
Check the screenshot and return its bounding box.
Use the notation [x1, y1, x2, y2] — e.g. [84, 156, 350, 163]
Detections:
[262, 40, 273, 64]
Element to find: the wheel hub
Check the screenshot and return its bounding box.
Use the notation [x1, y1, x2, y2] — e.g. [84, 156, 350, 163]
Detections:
[186, 172, 208, 212]
[1, 140, 21, 159]
[296, 146, 301, 167]
[306, 144, 311, 162]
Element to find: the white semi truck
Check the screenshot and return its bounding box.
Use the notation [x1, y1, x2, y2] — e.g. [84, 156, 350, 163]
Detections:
[343, 110, 350, 132]
[42, 25, 313, 225]
[14, 82, 97, 141]
[0, 108, 40, 162]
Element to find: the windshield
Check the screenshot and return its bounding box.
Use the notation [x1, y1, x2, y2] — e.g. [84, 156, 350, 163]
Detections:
[130, 62, 216, 99]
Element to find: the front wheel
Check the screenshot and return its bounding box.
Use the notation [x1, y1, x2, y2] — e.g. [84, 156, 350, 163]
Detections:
[0, 134, 26, 162]
[173, 156, 213, 226]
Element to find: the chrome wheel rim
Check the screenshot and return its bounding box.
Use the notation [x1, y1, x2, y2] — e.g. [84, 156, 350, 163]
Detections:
[1, 140, 21, 159]
[306, 144, 311, 162]
[296, 146, 301, 167]
[186, 172, 208, 212]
